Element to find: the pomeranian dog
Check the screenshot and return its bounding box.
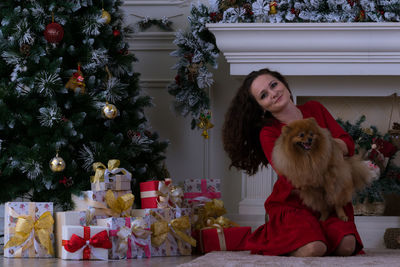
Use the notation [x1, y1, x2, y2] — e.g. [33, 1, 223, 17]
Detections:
[272, 118, 379, 221]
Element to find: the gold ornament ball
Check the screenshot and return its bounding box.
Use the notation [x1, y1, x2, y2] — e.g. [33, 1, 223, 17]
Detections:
[102, 103, 118, 119]
[102, 9, 111, 24]
[49, 154, 66, 172]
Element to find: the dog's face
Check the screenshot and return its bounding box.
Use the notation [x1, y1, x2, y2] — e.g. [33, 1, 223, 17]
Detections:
[282, 118, 321, 153]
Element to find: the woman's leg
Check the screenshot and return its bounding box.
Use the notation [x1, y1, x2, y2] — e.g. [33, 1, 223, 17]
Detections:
[333, 234, 356, 256]
[289, 241, 327, 257]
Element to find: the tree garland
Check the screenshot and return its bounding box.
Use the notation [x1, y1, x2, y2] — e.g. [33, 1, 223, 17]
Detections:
[169, 0, 400, 133]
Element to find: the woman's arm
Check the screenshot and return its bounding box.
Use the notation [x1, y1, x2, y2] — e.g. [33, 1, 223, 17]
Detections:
[312, 101, 355, 156]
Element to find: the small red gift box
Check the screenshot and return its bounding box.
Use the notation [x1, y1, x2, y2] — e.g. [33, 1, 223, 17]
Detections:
[199, 227, 251, 253]
[140, 180, 160, 208]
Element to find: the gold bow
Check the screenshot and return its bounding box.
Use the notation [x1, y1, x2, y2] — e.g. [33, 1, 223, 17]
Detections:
[5, 210, 54, 256]
[194, 199, 227, 230]
[131, 218, 152, 239]
[90, 162, 107, 184]
[115, 217, 152, 256]
[105, 190, 134, 216]
[157, 179, 183, 208]
[150, 211, 196, 249]
[90, 159, 121, 184]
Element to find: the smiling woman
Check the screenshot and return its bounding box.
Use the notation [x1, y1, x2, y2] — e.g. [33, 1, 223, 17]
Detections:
[222, 68, 364, 257]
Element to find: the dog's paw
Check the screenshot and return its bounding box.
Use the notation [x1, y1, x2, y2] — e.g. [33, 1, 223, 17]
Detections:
[319, 211, 330, 221]
[339, 214, 349, 222]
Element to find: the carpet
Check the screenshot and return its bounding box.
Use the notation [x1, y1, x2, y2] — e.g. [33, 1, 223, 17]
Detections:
[178, 249, 400, 267]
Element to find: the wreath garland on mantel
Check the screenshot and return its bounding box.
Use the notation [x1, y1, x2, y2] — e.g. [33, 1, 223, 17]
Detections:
[168, 0, 400, 135]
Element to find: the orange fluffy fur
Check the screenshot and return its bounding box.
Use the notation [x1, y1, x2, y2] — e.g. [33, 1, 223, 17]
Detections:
[272, 118, 377, 221]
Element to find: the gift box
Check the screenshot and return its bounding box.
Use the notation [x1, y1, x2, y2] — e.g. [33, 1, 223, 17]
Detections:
[96, 216, 151, 259]
[4, 202, 55, 258]
[199, 227, 251, 253]
[73, 190, 133, 217]
[55, 211, 107, 258]
[91, 160, 132, 191]
[131, 208, 196, 256]
[61, 225, 112, 260]
[183, 179, 221, 205]
[140, 179, 183, 209]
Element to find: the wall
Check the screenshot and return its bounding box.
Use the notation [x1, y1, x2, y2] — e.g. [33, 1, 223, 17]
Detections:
[124, 1, 400, 217]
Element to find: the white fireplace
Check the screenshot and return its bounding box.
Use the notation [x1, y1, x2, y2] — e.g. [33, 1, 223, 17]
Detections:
[207, 22, 400, 248]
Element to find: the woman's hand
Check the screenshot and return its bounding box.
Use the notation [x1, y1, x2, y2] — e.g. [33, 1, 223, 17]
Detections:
[333, 138, 348, 156]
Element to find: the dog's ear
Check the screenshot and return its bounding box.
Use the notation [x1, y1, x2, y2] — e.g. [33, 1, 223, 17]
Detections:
[282, 125, 292, 135]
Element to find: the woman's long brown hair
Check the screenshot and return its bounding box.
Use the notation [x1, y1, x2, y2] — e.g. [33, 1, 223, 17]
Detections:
[222, 68, 292, 175]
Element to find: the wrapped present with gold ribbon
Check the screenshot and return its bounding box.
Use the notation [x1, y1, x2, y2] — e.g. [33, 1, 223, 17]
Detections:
[4, 202, 55, 258]
[199, 223, 251, 253]
[72, 190, 134, 218]
[131, 208, 196, 256]
[90, 159, 132, 191]
[140, 178, 184, 209]
[97, 216, 151, 259]
[61, 225, 112, 260]
[55, 211, 107, 258]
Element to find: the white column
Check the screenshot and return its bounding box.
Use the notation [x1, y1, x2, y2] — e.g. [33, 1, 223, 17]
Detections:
[238, 165, 278, 215]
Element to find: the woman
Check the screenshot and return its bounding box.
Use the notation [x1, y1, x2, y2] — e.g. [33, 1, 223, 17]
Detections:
[222, 68, 363, 257]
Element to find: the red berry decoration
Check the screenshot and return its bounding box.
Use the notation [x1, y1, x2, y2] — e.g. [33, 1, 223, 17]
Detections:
[44, 22, 64, 43]
[113, 29, 121, 37]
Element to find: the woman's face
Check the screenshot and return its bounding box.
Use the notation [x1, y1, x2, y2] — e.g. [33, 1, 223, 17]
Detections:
[250, 74, 291, 114]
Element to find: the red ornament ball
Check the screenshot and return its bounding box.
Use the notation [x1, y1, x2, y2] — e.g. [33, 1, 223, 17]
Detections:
[113, 29, 121, 37]
[44, 22, 64, 43]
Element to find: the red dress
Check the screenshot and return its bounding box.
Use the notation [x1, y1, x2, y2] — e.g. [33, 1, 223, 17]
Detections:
[246, 101, 364, 256]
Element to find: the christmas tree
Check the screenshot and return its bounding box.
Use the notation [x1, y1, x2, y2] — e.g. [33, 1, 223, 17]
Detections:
[0, 0, 168, 209]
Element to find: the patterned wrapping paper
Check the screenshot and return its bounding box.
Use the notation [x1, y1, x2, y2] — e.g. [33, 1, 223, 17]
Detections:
[96, 216, 151, 259]
[74, 190, 133, 216]
[54, 211, 107, 258]
[183, 179, 221, 206]
[131, 208, 194, 257]
[91, 174, 131, 191]
[61, 225, 111, 260]
[4, 202, 54, 258]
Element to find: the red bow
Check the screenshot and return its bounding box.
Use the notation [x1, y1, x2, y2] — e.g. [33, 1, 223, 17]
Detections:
[62, 226, 112, 259]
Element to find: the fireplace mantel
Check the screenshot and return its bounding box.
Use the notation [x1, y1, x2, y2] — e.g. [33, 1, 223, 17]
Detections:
[206, 22, 400, 76]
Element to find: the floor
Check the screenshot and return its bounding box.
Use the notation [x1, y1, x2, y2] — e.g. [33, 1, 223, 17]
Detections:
[0, 256, 198, 267]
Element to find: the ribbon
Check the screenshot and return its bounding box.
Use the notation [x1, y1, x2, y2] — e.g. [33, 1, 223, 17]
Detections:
[194, 199, 227, 230]
[109, 217, 152, 258]
[90, 162, 107, 190]
[104, 159, 132, 184]
[62, 226, 112, 260]
[157, 179, 184, 209]
[105, 190, 134, 216]
[150, 210, 196, 255]
[5, 205, 54, 257]
[183, 179, 221, 203]
[72, 191, 133, 218]
[199, 224, 227, 252]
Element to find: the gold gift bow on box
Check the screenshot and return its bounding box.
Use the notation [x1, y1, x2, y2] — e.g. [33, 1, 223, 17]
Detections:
[5, 205, 54, 257]
[91, 160, 129, 190]
[150, 210, 196, 256]
[104, 159, 132, 183]
[90, 162, 107, 190]
[115, 217, 152, 257]
[156, 179, 184, 209]
[193, 199, 227, 230]
[72, 190, 134, 218]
